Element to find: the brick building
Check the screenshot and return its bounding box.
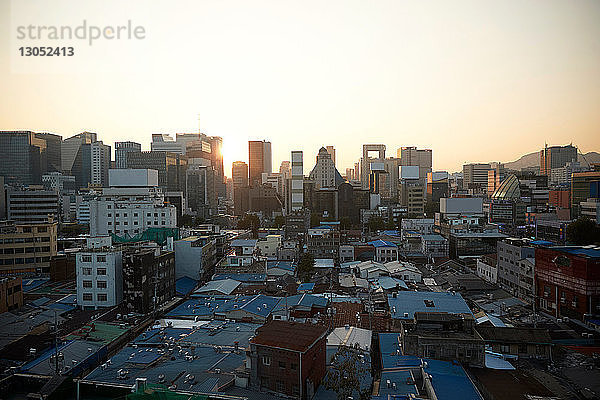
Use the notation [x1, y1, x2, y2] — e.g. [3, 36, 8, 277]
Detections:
[0, 276, 23, 313]
[249, 320, 328, 399]
[535, 246, 600, 320]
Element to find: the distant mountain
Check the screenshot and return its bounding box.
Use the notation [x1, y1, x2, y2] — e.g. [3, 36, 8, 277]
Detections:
[504, 151, 600, 171]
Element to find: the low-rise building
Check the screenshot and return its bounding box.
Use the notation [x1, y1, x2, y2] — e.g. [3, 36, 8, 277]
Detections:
[306, 226, 340, 260]
[421, 234, 449, 259]
[0, 220, 58, 275]
[368, 240, 398, 263]
[174, 236, 217, 280]
[249, 320, 328, 399]
[76, 236, 123, 309]
[0, 276, 23, 313]
[476, 254, 497, 284]
[6, 187, 60, 224]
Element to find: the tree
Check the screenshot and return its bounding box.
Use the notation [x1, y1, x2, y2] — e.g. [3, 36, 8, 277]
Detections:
[567, 217, 600, 245]
[368, 216, 385, 232]
[323, 345, 371, 400]
[274, 215, 285, 229]
[297, 252, 315, 282]
[237, 214, 261, 238]
[424, 201, 440, 218]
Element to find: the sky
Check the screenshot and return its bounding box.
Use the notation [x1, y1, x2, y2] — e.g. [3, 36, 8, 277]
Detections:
[1, 0, 599, 177]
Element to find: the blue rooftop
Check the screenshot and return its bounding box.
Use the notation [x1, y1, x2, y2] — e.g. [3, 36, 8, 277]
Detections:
[374, 370, 419, 398]
[272, 294, 328, 314]
[369, 239, 397, 248]
[423, 358, 483, 400]
[530, 239, 554, 246]
[175, 276, 198, 296]
[267, 261, 295, 271]
[388, 291, 472, 320]
[22, 278, 50, 293]
[370, 276, 408, 291]
[297, 282, 315, 292]
[213, 273, 266, 283]
[378, 333, 422, 371]
[548, 246, 600, 259]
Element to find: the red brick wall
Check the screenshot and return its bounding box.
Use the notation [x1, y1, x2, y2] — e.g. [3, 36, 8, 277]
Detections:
[301, 336, 327, 396]
[549, 190, 570, 209]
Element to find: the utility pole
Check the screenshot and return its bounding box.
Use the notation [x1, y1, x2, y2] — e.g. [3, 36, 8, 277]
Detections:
[54, 310, 60, 375]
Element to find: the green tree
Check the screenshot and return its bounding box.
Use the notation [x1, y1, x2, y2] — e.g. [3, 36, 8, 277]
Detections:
[567, 217, 600, 245]
[323, 345, 371, 400]
[297, 252, 315, 282]
[274, 215, 285, 228]
[237, 213, 261, 238]
[424, 201, 440, 218]
[368, 216, 385, 232]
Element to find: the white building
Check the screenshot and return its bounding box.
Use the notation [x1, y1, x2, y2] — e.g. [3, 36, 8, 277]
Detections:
[369, 240, 398, 263]
[339, 245, 355, 263]
[401, 218, 435, 238]
[421, 234, 449, 259]
[42, 172, 75, 193]
[89, 169, 177, 236]
[256, 235, 281, 260]
[76, 236, 123, 309]
[384, 261, 422, 283]
[174, 236, 217, 280]
[476, 255, 497, 284]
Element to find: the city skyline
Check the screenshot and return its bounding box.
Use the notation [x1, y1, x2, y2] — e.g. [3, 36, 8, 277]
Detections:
[2, 0, 600, 177]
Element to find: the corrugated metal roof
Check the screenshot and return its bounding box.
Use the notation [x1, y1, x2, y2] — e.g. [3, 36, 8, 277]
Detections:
[388, 291, 472, 319]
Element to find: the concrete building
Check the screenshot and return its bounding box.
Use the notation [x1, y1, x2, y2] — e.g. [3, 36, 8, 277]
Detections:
[421, 234, 449, 259]
[0, 220, 58, 275]
[571, 170, 600, 216]
[0, 131, 49, 185]
[35, 132, 63, 173]
[535, 246, 600, 320]
[487, 164, 506, 195]
[122, 245, 175, 314]
[369, 240, 398, 263]
[62, 131, 97, 183]
[549, 189, 570, 210]
[550, 161, 586, 186]
[232, 161, 249, 189]
[401, 218, 434, 238]
[6, 187, 60, 224]
[476, 254, 498, 284]
[249, 320, 328, 399]
[89, 169, 177, 236]
[397, 146, 432, 182]
[580, 198, 600, 223]
[126, 151, 187, 196]
[76, 236, 123, 309]
[174, 236, 217, 280]
[360, 144, 386, 190]
[0, 276, 23, 313]
[540, 144, 577, 176]
[427, 171, 449, 204]
[306, 226, 340, 260]
[290, 151, 304, 212]
[249, 140, 272, 185]
[186, 165, 217, 218]
[150, 133, 184, 154]
[42, 172, 76, 194]
[114, 141, 141, 169]
[325, 145, 336, 166]
[309, 147, 343, 190]
[90, 141, 111, 186]
[463, 163, 491, 192]
[497, 238, 535, 301]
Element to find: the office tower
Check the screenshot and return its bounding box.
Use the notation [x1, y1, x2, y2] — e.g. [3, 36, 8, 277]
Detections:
[115, 141, 141, 168]
[207, 135, 226, 197]
[248, 140, 272, 185]
[0, 131, 48, 185]
[360, 144, 386, 190]
[290, 151, 304, 212]
[309, 147, 343, 189]
[345, 168, 354, 180]
[397, 146, 432, 181]
[6, 186, 60, 224]
[90, 141, 111, 186]
[427, 171, 449, 204]
[126, 151, 188, 196]
[540, 144, 577, 176]
[232, 161, 249, 189]
[62, 131, 97, 174]
[35, 132, 62, 173]
[354, 162, 360, 182]
[187, 165, 217, 218]
[462, 163, 491, 191]
[279, 161, 291, 176]
[88, 169, 177, 236]
[487, 164, 506, 195]
[326, 145, 336, 166]
[151, 133, 183, 154]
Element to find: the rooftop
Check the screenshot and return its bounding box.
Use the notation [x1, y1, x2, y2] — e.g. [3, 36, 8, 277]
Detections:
[250, 320, 327, 353]
[388, 291, 472, 320]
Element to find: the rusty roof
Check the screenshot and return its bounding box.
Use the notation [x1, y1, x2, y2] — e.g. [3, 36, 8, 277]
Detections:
[250, 320, 327, 352]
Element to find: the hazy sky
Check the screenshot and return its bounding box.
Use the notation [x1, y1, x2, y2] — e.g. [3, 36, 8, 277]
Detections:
[1, 0, 599, 176]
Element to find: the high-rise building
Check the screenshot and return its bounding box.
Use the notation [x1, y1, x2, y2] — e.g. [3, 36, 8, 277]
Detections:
[35, 132, 62, 173]
[540, 144, 577, 176]
[115, 141, 141, 168]
[0, 131, 48, 185]
[90, 141, 111, 186]
[326, 145, 336, 166]
[463, 163, 491, 192]
[187, 165, 217, 218]
[309, 147, 343, 189]
[150, 134, 183, 154]
[232, 161, 249, 189]
[397, 147, 432, 182]
[248, 140, 272, 185]
[290, 151, 304, 212]
[61, 132, 97, 183]
[487, 164, 506, 196]
[360, 144, 386, 190]
[126, 151, 187, 196]
[0, 220, 58, 275]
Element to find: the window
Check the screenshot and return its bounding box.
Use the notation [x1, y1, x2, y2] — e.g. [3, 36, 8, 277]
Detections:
[97, 268, 107, 275]
[290, 363, 297, 370]
[500, 345, 510, 353]
[278, 361, 286, 369]
[97, 293, 108, 302]
[82, 267, 92, 275]
[81, 255, 92, 262]
[83, 280, 92, 288]
[82, 293, 93, 301]
[262, 356, 271, 366]
[97, 280, 107, 289]
[96, 255, 106, 262]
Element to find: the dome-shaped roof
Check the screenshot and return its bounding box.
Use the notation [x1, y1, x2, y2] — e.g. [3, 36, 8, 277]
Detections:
[491, 174, 520, 200]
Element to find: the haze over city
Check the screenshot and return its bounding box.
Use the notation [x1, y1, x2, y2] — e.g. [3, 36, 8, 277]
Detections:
[2, 0, 600, 177]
